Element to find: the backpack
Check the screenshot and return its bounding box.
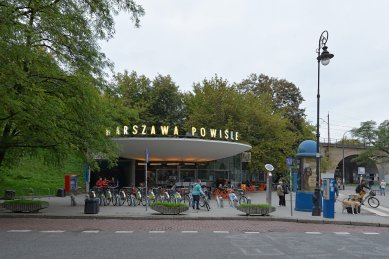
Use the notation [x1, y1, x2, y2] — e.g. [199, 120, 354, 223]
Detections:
[283, 184, 289, 194]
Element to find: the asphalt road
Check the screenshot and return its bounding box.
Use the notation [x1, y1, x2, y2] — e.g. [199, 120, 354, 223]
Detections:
[1, 219, 389, 258]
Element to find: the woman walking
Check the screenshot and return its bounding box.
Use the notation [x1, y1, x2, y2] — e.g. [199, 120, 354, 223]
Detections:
[277, 180, 286, 206]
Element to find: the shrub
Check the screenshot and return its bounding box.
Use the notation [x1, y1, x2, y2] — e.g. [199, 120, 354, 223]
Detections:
[152, 202, 188, 207]
[237, 203, 272, 208]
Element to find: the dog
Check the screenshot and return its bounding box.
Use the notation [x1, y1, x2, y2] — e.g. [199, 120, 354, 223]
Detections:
[337, 194, 361, 214]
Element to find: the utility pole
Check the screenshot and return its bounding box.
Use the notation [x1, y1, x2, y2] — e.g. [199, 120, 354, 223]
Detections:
[327, 113, 330, 160]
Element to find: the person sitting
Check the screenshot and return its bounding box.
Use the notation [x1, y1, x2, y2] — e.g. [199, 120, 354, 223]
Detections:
[355, 179, 370, 203]
[95, 177, 105, 188]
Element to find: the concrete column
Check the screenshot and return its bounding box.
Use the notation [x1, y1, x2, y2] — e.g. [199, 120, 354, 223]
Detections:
[130, 159, 136, 186]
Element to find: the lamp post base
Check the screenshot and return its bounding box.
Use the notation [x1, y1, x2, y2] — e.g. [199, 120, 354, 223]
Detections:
[312, 207, 321, 216]
[312, 187, 321, 216]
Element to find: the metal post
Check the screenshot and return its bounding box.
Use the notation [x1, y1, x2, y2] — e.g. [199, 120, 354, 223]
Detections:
[312, 30, 334, 216]
[290, 167, 293, 216]
[266, 172, 272, 205]
[342, 137, 345, 190]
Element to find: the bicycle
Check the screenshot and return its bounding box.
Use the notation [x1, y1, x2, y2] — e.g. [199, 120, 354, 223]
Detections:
[236, 189, 249, 204]
[360, 190, 380, 208]
[199, 194, 210, 211]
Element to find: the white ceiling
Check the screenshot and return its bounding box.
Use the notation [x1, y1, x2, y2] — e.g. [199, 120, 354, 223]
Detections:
[112, 137, 252, 162]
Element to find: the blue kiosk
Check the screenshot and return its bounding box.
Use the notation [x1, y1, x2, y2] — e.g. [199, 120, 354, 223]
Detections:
[295, 140, 321, 212]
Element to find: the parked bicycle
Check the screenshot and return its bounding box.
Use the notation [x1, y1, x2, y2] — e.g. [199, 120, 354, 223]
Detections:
[236, 189, 249, 204]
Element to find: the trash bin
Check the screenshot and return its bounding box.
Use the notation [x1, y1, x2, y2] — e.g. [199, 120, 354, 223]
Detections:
[4, 190, 16, 200]
[84, 198, 99, 214]
[56, 188, 65, 197]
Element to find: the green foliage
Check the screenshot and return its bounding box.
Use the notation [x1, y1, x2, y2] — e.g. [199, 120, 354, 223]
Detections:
[4, 200, 49, 206]
[0, 151, 84, 196]
[351, 120, 389, 164]
[0, 0, 144, 169]
[185, 75, 301, 173]
[112, 71, 187, 131]
[152, 202, 188, 207]
[237, 203, 273, 208]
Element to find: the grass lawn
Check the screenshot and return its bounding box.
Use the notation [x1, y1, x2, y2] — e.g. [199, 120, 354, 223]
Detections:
[0, 152, 85, 198]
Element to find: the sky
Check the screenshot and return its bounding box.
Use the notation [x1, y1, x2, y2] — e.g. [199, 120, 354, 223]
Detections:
[100, 0, 389, 142]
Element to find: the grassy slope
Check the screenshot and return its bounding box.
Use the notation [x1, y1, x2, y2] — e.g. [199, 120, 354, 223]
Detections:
[0, 153, 84, 197]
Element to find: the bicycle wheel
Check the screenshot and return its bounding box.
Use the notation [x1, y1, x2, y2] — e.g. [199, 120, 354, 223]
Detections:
[199, 196, 205, 207]
[112, 193, 118, 206]
[119, 191, 126, 206]
[126, 194, 133, 206]
[368, 197, 380, 208]
[239, 196, 248, 204]
[205, 201, 210, 211]
[105, 191, 112, 206]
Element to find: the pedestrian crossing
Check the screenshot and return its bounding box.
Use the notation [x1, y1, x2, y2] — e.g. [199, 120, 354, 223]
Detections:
[362, 204, 389, 216]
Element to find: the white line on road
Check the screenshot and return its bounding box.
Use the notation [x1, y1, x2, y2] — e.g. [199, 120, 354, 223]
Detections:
[363, 232, 380, 235]
[149, 231, 165, 233]
[375, 205, 389, 213]
[244, 232, 260, 234]
[334, 232, 350, 235]
[305, 232, 321, 234]
[362, 206, 389, 216]
[181, 231, 198, 233]
[213, 231, 229, 234]
[115, 231, 134, 234]
[82, 230, 100, 233]
[40, 230, 65, 233]
[7, 230, 32, 233]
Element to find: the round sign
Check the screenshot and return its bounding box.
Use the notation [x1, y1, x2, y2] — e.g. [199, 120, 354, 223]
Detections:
[265, 164, 274, 172]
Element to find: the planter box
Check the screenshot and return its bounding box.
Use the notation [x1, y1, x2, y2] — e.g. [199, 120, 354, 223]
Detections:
[150, 205, 189, 215]
[4, 202, 49, 213]
[237, 206, 276, 216]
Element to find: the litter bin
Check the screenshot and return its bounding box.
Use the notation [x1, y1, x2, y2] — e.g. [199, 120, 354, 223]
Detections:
[84, 198, 99, 214]
[4, 190, 16, 200]
[56, 188, 65, 197]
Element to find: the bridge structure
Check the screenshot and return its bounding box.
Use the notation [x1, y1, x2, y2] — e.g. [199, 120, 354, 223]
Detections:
[320, 141, 389, 184]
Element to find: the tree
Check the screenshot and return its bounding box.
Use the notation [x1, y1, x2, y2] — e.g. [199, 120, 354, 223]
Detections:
[185, 76, 298, 173]
[235, 73, 313, 141]
[0, 1, 145, 168]
[351, 120, 389, 164]
[113, 71, 187, 130]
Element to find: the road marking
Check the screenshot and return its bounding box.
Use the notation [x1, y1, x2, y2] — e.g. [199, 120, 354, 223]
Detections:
[213, 231, 229, 234]
[82, 230, 100, 233]
[363, 232, 379, 235]
[362, 206, 389, 216]
[334, 232, 350, 235]
[305, 232, 321, 234]
[40, 230, 65, 233]
[7, 230, 32, 233]
[115, 231, 134, 234]
[244, 232, 260, 234]
[149, 231, 165, 233]
[376, 206, 389, 213]
[181, 231, 198, 233]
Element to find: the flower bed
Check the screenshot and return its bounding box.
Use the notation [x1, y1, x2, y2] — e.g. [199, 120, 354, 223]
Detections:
[150, 202, 189, 215]
[237, 204, 276, 216]
[3, 200, 49, 213]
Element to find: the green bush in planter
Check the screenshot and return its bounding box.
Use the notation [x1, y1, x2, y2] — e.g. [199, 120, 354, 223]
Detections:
[152, 202, 188, 207]
[4, 199, 49, 212]
[150, 202, 189, 215]
[236, 203, 275, 216]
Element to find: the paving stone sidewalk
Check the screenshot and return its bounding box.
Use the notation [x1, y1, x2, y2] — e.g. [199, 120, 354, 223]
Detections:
[1, 186, 389, 227]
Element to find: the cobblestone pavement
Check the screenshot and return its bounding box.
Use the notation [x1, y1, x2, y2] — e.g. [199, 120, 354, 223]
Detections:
[1, 186, 389, 228]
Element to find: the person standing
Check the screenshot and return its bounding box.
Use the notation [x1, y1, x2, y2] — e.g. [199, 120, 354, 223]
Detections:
[277, 180, 285, 207]
[380, 179, 386, 196]
[191, 179, 204, 210]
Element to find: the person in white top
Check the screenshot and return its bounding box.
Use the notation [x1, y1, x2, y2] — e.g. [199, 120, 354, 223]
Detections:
[380, 179, 386, 196]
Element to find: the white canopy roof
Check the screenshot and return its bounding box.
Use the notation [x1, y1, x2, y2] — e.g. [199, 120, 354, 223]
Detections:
[112, 137, 252, 162]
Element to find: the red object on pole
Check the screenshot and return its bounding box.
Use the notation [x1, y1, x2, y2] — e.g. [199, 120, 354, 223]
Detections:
[64, 174, 78, 193]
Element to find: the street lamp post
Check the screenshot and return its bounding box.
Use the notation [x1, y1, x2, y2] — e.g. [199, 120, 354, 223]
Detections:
[312, 31, 334, 217]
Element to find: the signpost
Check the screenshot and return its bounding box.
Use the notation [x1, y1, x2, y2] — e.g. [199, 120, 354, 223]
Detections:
[286, 157, 293, 216]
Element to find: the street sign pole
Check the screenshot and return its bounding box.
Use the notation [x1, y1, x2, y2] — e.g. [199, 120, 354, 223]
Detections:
[286, 157, 293, 216]
[145, 149, 149, 211]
